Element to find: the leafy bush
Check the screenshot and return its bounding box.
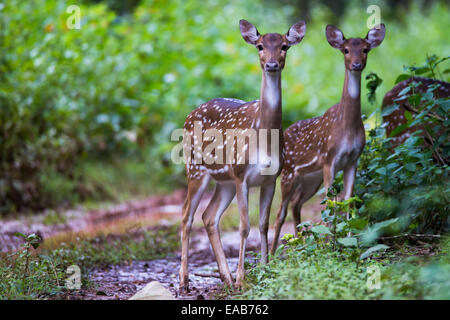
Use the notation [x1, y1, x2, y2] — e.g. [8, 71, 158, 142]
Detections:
[0, 0, 286, 213]
[239, 55, 450, 300]
[1, 0, 449, 214]
[0, 226, 178, 299]
[240, 233, 449, 300]
[241, 246, 385, 299]
[355, 58, 449, 235]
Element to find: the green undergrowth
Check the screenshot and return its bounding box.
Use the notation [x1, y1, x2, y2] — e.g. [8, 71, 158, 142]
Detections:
[238, 236, 449, 300]
[0, 226, 179, 299]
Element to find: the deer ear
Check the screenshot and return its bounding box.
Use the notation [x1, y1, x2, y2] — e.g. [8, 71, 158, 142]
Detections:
[366, 23, 385, 48]
[239, 20, 260, 45]
[325, 25, 345, 49]
[286, 21, 306, 46]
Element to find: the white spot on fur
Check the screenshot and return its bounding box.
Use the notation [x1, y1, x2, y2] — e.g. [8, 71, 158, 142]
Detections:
[294, 156, 318, 170]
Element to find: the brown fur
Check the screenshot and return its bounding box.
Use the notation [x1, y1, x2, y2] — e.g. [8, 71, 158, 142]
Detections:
[382, 76, 450, 148]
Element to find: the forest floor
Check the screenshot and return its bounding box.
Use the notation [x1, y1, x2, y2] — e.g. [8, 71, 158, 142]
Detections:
[0, 189, 322, 300]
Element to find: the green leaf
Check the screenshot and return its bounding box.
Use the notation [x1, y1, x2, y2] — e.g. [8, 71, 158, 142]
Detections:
[360, 219, 399, 246]
[360, 244, 389, 260]
[348, 218, 368, 230]
[414, 66, 430, 75]
[408, 94, 421, 106]
[405, 162, 417, 172]
[381, 104, 399, 117]
[297, 221, 312, 229]
[281, 233, 294, 241]
[404, 110, 412, 122]
[398, 86, 411, 97]
[336, 222, 347, 233]
[370, 218, 399, 231]
[13, 232, 27, 239]
[311, 225, 332, 235]
[395, 74, 410, 84]
[337, 237, 358, 247]
[389, 124, 408, 137]
[274, 244, 285, 257]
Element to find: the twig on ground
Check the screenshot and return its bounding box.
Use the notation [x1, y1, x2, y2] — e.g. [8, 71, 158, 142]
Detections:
[380, 234, 441, 240]
[193, 272, 222, 279]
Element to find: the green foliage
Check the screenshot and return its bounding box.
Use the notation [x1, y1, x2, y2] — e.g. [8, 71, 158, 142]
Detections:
[1, 0, 449, 214]
[380, 238, 450, 299]
[366, 72, 383, 105]
[356, 64, 449, 235]
[291, 189, 390, 266]
[240, 231, 449, 300]
[396, 54, 450, 83]
[241, 247, 385, 299]
[42, 210, 67, 226]
[0, 233, 65, 299]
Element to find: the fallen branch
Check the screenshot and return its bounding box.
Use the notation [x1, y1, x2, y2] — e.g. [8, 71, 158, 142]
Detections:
[401, 103, 445, 122]
[193, 272, 222, 279]
[380, 234, 441, 240]
[423, 130, 447, 165]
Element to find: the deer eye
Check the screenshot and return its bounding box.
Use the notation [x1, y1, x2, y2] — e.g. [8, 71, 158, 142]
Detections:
[363, 48, 369, 54]
[257, 44, 263, 51]
[344, 48, 349, 54]
[281, 45, 288, 51]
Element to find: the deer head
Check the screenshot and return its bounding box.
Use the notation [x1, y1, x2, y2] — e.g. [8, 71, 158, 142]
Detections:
[240, 19, 306, 73]
[325, 24, 385, 72]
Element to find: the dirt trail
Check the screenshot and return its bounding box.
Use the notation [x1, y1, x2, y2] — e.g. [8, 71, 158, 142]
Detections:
[0, 190, 188, 252]
[1, 189, 322, 300]
[71, 227, 268, 300]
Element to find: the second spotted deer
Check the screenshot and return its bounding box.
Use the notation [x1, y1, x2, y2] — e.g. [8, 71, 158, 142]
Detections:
[271, 24, 386, 253]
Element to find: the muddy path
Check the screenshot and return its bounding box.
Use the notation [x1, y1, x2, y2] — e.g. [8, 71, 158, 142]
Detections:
[66, 227, 265, 300]
[1, 189, 321, 300]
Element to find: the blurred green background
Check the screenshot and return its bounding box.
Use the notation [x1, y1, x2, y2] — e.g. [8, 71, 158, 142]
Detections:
[1, 0, 449, 214]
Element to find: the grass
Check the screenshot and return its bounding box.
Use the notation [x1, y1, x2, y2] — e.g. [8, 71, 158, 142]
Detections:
[73, 157, 175, 203]
[237, 237, 450, 300]
[0, 225, 179, 300]
[42, 210, 67, 226]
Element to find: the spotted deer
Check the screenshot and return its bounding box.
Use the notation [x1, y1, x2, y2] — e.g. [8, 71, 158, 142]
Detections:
[382, 76, 450, 153]
[270, 24, 385, 253]
[179, 19, 306, 291]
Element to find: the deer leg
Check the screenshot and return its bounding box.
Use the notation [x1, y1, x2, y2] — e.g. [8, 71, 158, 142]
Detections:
[270, 178, 297, 255]
[270, 194, 290, 255]
[202, 183, 235, 286]
[343, 162, 357, 219]
[259, 181, 276, 264]
[235, 181, 249, 288]
[323, 164, 336, 195]
[291, 177, 322, 236]
[179, 175, 210, 292]
[291, 197, 303, 237]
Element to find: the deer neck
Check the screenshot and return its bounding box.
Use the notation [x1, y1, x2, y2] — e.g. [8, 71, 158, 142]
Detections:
[258, 71, 282, 130]
[339, 69, 362, 128]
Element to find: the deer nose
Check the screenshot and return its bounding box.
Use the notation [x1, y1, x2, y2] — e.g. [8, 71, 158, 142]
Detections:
[265, 62, 279, 72]
[352, 62, 362, 70]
